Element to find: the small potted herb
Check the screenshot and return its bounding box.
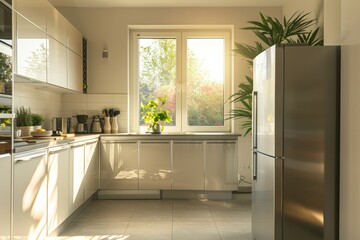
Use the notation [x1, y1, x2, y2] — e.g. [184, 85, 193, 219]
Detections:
[141, 96, 172, 133]
[15, 106, 33, 137]
[31, 113, 45, 130]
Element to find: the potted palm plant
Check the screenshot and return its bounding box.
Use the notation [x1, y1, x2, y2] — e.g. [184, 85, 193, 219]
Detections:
[228, 12, 323, 136]
[141, 96, 172, 133]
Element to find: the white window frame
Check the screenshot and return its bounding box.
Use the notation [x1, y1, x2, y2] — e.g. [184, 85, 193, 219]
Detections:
[130, 29, 231, 133]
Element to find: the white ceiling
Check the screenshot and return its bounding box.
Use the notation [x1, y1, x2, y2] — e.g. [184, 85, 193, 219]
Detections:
[48, 0, 285, 8]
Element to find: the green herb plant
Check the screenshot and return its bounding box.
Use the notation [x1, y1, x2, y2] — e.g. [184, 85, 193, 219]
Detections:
[15, 106, 33, 127]
[141, 96, 172, 133]
[31, 113, 45, 126]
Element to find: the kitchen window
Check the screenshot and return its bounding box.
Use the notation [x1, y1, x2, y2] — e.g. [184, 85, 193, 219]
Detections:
[130, 30, 231, 133]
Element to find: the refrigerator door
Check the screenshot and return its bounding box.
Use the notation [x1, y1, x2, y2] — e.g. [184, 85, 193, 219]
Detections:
[253, 45, 283, 157]
[283, 46, 340, 240]
[252, 152, 275, 240]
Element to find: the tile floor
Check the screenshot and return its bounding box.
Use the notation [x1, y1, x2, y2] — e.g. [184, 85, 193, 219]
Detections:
[56, 194, 252, 240]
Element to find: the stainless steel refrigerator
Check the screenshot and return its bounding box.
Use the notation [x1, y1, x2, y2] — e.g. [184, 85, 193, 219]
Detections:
[251, 45, 340, 240]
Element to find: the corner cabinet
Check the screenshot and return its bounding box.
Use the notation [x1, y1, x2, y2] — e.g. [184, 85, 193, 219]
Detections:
[68, 141, 85, 214]
[84, 139, 99, 200]
[139, 141, 172, 190]
[205, 141, 238, 190]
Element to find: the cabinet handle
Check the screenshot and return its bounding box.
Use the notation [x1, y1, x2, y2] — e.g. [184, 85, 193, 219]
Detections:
[140, 142, 170, 144]
[101, 141, 137, 144]
[253, 151, 257, 180]
[49, 145, 70, 154]
[86, 140, 98, 145]
[15, 150, 47, 162]
[206, 142, 237, 144]
[173, 142, 203, 144]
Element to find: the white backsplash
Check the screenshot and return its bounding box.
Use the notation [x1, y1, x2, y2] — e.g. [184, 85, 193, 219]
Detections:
[14, 84, 129, 133]
[14, 83, 62, 130]
[63, 93, 128, 133]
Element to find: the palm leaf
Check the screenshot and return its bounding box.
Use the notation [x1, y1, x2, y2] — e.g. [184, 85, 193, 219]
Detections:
[230, 11, 323, 137]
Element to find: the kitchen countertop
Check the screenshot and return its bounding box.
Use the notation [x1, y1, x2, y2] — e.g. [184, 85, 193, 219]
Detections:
[14, 132, 241, 153]
[14, 134, 100, 153]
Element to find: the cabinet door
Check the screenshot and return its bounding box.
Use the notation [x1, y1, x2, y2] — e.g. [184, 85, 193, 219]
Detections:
[16, 14, 47, 82]
[47, 145, 69, 234]
[67, 49, 83, 92]
[46, 7, 68, 45]
[205, 142, 238, 190]
[47, 35, 67, 88]
[173, 142, 205, 190]
[14, 0, 49, 31]
[67, 23, 83, 57]
[100, 141, 138, 189]
[84, 140, 99, 200]
[69, 143, 85, 214]
[13, 150, 47, 239]
[139, 142, 172, 190]
[0, 155, 11, 239]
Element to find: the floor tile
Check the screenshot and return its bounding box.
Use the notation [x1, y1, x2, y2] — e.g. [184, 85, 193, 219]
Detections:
[58, 196, 252, 240]
[216, 221, 252, 240]
[125, 221, 172, 240]
[60, 221, 128, 236]
[173, 221, 221, 240]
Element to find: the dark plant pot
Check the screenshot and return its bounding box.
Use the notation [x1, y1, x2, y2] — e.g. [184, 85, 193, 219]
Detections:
[152, 124, 161, 134]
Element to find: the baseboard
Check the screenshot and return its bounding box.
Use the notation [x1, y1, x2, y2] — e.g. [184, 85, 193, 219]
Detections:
[97, 190, 161, 199]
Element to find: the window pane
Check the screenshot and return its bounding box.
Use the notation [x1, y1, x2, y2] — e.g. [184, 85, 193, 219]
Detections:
[138, 38, 176, 126]
[186, 38, 225, 126]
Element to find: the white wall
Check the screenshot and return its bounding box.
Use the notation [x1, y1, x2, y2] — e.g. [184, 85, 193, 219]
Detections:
[283, 0, 323, 34]
[339, 0, 360, 238]
[14, 83, 62, 129]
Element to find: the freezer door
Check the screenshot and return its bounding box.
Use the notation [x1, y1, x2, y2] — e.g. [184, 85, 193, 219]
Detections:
[253, 45, 283, 157]
[252, 152, 275, 240]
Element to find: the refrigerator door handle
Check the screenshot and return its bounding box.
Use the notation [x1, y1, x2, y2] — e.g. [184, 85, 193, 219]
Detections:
[253, 151, 257, 180]
[253, 91, 258, 149]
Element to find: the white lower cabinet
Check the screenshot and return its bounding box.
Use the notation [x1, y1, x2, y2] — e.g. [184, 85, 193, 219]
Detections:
[47, 145, 70, 234]
[84, 140, 99, 200]
[172, 142, 205, 190]
[205, 141, 238, 190]
[69, 142, 85, 214]
[100, 141, 139, 189]
[13, 149, 48, 239]
[139, 141, 172, 190]
[0, 154, 11, 239]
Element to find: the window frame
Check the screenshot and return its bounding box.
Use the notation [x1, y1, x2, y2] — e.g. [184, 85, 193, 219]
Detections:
[130, 29, 231, 133]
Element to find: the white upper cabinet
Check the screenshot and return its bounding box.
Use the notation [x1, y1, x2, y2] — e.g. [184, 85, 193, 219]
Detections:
[67, 23, 83, 57]
[46, 7, 68, 45]
[14, 0, 50, 31]
[67, 49, 83, 92]
[16, 13, 47, 82]
[47, 35, 67, 88]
